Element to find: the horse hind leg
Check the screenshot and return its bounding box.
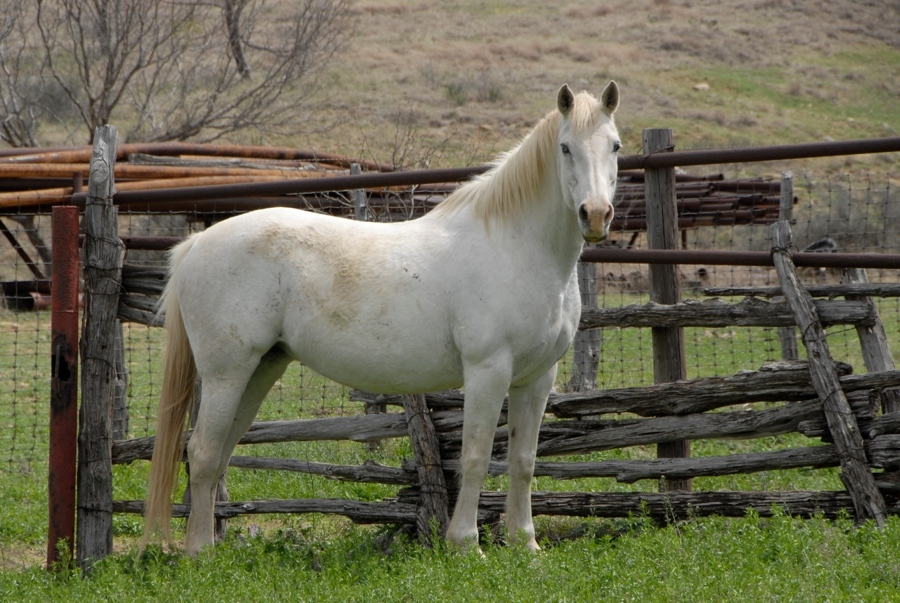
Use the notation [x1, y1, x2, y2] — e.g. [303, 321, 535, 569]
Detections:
[184, 346, 291, 556]
[505, 366, 556, 551]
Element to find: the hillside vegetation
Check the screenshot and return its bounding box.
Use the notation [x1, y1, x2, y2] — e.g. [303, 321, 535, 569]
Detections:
[305, 0, 899, 176]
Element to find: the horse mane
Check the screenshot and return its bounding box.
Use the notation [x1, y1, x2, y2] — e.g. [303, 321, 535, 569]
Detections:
[432, 91, 604, 226]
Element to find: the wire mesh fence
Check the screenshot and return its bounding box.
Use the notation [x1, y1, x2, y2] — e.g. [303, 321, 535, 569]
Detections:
[1, 172, 898, 470]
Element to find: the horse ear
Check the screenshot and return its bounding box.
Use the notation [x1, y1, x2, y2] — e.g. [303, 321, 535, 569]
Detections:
[601, 81, 619, 115]
[557, 84, 575, 116]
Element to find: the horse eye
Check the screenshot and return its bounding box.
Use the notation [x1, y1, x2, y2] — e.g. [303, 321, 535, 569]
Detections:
[560, 143, 570, 155]
[613, 141, 622, 153]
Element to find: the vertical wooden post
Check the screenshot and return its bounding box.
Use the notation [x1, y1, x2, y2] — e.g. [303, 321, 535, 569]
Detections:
[351, 163, 368, 221]
[77, 126, 123, 569]
[776, 171, 799, 360]
[48, 206, 80, 569]
[842, 267, 900, 414]
[567, 261, 600, 391]
[771, 221, 887, 525]
[355, 163, 386, 422]
[401, 393, 449, 544]
[643, 128, 691, 492]
[111, 322, 129, 439]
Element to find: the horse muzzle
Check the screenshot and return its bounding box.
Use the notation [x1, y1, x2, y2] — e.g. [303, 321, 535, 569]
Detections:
[577, 200, 613, 243]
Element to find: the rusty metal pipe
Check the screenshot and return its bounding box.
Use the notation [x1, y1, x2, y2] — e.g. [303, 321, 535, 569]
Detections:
[580, 247, 900, 269]
[112, 233, 900, 270]
[61, 137, 899, 207]
[0, 142, 395, 173]
[71, 166, 492, 205]
[618, 137, 900, 170]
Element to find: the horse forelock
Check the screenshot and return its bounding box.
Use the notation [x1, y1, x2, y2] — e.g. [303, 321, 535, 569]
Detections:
[433, 91, 606, 227]
[567, 91, 607, 137]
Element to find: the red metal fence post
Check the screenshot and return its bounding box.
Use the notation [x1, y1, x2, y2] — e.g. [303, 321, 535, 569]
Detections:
[48, 205, 80, 569]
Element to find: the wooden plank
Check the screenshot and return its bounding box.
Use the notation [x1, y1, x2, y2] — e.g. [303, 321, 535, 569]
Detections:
[536, 398, 836, 457]
[868, 435, 900, 468]
[402, 393, 449, 543]
[579, 297, 872, 329]
[438, 445, 842, 484]
[114, 488, 900, 525]
[547, 363, 900, 418]
[229, 456, 415, 484]
[476, 490, 898, 521]
[869, 412, 900, 438]
[771, 220, 888, 525]
[113, 368, 900, 466]
[77, 126, 122, 569]
[643, 128, 690, 492]
[113, 499, 418, 525]
[112, 412, 410, 463]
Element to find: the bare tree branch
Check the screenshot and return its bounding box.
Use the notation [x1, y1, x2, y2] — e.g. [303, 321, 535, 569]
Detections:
[128, 0, 354, 143]
[0, 0, 41, 147]
[225, 0, 252, 79]
[0, 0, 354, 146]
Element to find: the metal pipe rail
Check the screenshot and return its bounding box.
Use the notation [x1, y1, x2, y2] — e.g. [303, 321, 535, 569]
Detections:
[67, 136, 900, 207]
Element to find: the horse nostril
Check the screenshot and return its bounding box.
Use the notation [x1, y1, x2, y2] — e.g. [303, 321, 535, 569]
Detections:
[578, 204, 589, 224]
[605, 205, 614, 223]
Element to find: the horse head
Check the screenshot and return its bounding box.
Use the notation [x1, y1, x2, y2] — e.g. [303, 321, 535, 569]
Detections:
[556, 81, 620, 243]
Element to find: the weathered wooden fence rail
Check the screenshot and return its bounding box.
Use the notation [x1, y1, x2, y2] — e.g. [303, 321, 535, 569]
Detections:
[110, 362, 900, 471]
[60, 128, 900, 569]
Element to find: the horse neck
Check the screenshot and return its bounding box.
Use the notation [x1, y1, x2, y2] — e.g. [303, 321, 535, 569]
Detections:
[469, 165, 582, 281]
[481, 116, 584, 274]
[431, 113, 585, 278]
[519, 173, 585, 275]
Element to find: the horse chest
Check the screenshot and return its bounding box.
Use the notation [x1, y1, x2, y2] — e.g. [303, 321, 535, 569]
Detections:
[515, 292, 578, 368]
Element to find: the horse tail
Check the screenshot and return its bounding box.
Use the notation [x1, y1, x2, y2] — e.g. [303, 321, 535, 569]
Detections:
[141, 235, 200, 550]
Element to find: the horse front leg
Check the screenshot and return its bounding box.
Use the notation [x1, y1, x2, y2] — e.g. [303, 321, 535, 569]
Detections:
[505, 366, 556, 551]
[446, 358, 512, 552]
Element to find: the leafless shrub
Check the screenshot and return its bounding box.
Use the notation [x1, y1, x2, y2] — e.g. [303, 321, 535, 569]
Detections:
[0, 0, 41, 147]
[0, 0, 354, 146]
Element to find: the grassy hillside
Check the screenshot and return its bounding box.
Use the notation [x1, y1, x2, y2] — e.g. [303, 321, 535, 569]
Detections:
[299, 0, 899, 176]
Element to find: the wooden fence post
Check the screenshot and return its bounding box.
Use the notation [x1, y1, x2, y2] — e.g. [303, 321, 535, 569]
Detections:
[643, 128, 691, 492]
[112, 322, 129, 439]
[351, 163, 369, 221]
[401, 393, 449, 544]
[771, 221, 887, 525]
[353, 163, 387, 442]
[77, 126, 123, 569]
[776, 171, 799, 360]
[842, 267, 900, 414]
[567, 261, 600, 391]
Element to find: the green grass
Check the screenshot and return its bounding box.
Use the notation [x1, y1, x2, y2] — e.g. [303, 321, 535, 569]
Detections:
[620, 43, 900, 157]
[4, 514, 900, 601]
[2, 291, 900, 594]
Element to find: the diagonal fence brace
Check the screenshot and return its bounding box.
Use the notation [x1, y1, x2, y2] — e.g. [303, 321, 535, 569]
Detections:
[770, 220, 887, 526]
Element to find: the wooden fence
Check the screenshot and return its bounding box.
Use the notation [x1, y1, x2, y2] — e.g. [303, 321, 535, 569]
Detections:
[63, 128, 900, 568]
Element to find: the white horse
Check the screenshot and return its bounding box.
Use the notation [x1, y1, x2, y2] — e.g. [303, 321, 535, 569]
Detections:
[144, 82, 621, 555]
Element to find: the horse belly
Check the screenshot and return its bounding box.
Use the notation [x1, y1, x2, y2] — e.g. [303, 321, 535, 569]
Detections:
[288, 313, 463, 394]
